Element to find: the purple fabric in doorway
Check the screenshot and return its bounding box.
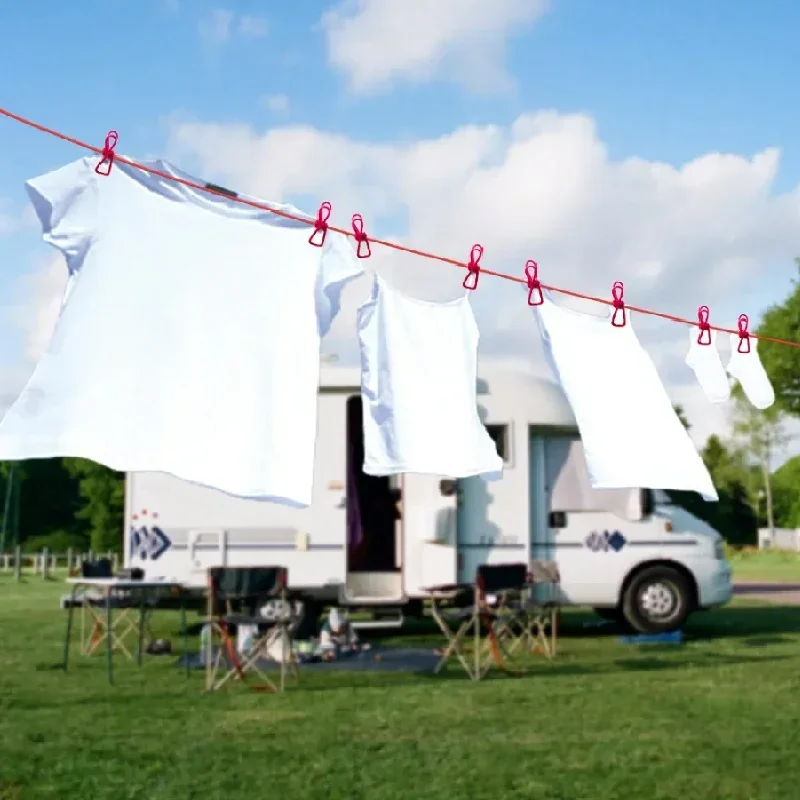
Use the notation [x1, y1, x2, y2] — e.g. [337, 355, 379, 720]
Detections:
[346, 442, 363, 549]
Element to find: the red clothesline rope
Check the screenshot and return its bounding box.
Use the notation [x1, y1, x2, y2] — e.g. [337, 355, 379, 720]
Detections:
[2, 106, 798, 349]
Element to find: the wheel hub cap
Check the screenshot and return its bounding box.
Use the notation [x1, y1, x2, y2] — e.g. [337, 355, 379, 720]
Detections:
[641, 582, 676, 618]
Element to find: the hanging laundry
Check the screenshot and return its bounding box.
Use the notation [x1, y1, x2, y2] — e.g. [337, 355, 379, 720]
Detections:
[356, 273, 503, 480]
[0, 157, 363, 506]
[685, 329, 730, 404]
[534, 294, 718, 501]
[726, 334, 775, 410]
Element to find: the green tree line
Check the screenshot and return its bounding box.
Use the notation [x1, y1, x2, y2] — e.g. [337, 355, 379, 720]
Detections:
[2, 258, 800, 552]
[0, 459, 123, 553]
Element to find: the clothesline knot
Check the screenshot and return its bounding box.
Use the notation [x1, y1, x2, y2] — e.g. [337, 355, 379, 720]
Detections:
[737, 313, 751, 354]
[525, 260, 543, 306]
[462, 244, 483, 291]
[308, 201, 332, 247]
[697, 305, 712, 346]
[94, 130, 118, 176]
[351, 213, 371, 259]
[611, 281, 626, 327]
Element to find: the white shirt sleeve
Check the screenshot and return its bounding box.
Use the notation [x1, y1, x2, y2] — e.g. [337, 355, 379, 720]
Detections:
[25, 156, 100, 275]
[314, 231, 363, 337]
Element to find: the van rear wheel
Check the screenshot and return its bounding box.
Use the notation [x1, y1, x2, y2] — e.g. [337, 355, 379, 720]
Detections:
[622, 566, 691, 634]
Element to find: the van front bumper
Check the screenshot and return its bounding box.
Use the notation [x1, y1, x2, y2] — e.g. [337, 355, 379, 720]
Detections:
[698, 559, 733, 608]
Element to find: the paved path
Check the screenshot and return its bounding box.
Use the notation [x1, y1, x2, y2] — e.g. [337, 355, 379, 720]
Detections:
[734, 582, 800, 605]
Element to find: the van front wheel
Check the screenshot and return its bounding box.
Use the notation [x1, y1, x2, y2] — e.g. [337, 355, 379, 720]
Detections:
[622, 566, 691, 634]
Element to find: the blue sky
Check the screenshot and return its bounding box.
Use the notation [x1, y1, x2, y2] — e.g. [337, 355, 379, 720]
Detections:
[1, 0, 799, 443]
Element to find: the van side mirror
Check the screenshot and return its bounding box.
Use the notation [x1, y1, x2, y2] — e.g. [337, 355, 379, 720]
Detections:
[549, 511, 566, 529]
[641, 489, 655, 516]
[439, 479, 457, 497]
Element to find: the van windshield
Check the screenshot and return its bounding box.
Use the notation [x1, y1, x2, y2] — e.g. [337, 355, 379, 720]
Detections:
[653, 489, 673, 506]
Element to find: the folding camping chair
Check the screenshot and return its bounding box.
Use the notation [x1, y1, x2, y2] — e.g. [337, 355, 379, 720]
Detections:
[497, 560, 561, 659]
[204, 566, 298, 693]
[428, 563, 530, 681]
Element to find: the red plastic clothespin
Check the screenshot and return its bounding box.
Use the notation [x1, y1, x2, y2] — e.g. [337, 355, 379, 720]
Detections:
[525, 259, 543, 306]
[94, 130, 118, 176]
[696, 305, 712, 345]
[463, 244, 483, 291]
[351, 214, 371, 258]
[309, 201, 332, 247]
[737, 313, 751, 354]
[611, 281, 626, 327]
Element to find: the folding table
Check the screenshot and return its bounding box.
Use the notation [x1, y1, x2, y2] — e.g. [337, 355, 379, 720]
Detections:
[62, 577, 187, 685]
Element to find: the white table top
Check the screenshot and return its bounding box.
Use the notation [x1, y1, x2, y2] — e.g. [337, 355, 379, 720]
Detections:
[66, 577, 183, 590]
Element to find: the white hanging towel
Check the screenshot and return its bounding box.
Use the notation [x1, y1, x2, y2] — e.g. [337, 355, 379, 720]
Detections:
[356, 274, 503, 480]
[534, 294, 718, 501]
[0, 157, 363, 506]
[685, 328, 730, 404]
[726, 330, 775, 410]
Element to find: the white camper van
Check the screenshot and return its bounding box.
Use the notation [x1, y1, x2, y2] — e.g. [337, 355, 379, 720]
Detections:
[124, 368, 733, 634]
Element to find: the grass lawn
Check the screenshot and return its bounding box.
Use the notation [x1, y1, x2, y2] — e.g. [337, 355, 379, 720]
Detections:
[728, 548, 800, 583]
[2, 576, 800, 800]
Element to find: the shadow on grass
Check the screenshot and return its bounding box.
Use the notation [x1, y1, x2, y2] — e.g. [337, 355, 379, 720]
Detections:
[686, 605, 800, 640]
[26, 646, 794, 704]
[138, 600, 800, 644]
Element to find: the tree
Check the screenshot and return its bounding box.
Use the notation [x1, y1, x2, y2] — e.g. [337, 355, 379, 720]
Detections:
[673, 404, 690, 431]
[0, 459, 84, 547]
[667, 409, 759, 545]
[730, 386, 789, 535]
[754, 257, 800, 417]
[771, 456, 800, 527]
[62, 459, 125, 553]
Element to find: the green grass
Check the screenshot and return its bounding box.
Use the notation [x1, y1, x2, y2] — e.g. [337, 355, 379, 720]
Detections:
[728, 548, 800, 582]
[2, 576, 800, 800]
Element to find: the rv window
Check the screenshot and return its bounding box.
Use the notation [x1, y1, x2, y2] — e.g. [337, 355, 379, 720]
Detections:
[485, 424, 510, 463]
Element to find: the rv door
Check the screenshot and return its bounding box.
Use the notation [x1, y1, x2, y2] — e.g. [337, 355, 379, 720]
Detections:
[402, 474, 459, 596]
[187, 529, 226, 585]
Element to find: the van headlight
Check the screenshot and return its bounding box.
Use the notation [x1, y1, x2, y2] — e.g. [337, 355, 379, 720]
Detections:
[713, 540, 725, 560]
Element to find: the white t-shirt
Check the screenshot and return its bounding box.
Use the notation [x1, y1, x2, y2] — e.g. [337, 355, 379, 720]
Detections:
[0, 156, 362, 506]
[357, 274, 503, 479]
[534, 294, 718, 501]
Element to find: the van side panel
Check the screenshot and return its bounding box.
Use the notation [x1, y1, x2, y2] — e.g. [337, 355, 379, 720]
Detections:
[125, 391, 350, 590]
[456, 419, 528, 583]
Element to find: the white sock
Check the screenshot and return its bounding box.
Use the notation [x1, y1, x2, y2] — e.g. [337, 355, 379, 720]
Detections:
[685, 329, 730, 403]
[726, 333, 775, 410]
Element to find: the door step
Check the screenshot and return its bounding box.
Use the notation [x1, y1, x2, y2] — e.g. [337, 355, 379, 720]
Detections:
[351, 611, 405, 631]
[344, 571, 403, 602]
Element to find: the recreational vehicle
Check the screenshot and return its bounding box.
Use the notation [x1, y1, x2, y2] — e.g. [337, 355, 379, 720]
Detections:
[124, 368, 733, 634]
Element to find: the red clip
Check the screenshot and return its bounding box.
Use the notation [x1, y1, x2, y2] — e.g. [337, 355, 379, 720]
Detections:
[309, 201, 331, 247]
[737, 314, 751, 354]
[463, 244, 483, 291]
[696, 305, 712, 345]
[94, 130, 118, 176]
[525, 259, 543, 306]
[611, 281, 626, 327]
[351, 214, 371, 258]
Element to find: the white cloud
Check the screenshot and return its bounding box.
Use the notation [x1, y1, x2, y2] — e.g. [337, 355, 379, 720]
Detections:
[165, 110, 800, 446]
[262, 94, 290, 114]
[198, 9, 267, 46]
[10, 255, 69, 364]
[238, 15, 268, 37]
[0, 200, 36, 237]
[198, 9, 233, 44]
[321, 0, 549, 95]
